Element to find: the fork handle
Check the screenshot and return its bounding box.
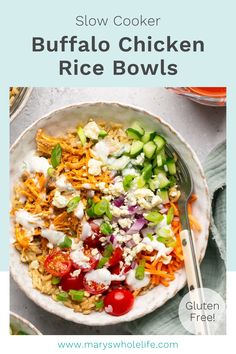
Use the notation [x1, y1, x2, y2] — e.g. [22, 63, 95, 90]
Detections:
[180, 229, 210, 335]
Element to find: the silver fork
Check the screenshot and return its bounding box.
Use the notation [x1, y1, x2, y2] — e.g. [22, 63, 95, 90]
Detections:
[165, 144, 209, 335]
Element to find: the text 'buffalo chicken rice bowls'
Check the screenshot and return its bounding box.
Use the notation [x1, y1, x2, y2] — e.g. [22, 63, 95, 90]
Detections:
[11, 119, 201, 317]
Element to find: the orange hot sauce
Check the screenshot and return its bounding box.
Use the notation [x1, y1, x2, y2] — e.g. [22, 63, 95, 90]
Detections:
[188, 87, 226, 97]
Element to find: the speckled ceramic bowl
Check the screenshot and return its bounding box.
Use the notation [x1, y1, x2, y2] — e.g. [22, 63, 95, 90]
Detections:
[10, 102, 210, 326]
[10, 312, 42, 335]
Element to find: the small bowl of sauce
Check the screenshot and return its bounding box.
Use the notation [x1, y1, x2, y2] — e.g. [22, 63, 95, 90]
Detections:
[167, 87, 226, 106]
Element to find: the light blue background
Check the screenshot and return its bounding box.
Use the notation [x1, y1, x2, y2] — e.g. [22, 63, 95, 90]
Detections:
[0, 0, 235, 270]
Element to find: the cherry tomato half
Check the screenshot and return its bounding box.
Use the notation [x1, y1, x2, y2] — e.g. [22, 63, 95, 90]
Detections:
[44, 251, 72, 277]
[72, 249, 98, 272]
[109, 247, 123, 267]
[61, 272, 84, 291]
[104, 288, 134, 316]
[83, 277, 108, 295]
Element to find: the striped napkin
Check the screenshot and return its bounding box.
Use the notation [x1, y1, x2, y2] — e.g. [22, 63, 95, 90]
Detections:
[126, 142, 226, 335]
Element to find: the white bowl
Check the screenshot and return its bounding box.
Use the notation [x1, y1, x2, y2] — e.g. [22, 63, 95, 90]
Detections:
[10, 312, 41, 335]
[10, 102, 210, 326]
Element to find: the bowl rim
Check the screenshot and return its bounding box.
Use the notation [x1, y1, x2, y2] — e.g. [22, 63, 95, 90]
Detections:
[10, 311, 42, 335]
[10, 101, 211, 326]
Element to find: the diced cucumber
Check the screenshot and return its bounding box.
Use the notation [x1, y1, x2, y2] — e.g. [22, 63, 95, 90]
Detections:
[126, 128, 142, 140]
[156, 154, 163, 167]
[141, 131, 156, 143]
[77, 127, 86, 146]
[130, 141, 144, 157]
[156, 148, 166, 167]
[137, 176, 146, 188]
[153, 135, 166, 152]
[158, 172, 170, 189]
[143, 141, 156, 159]
[142, 164, 152, 181]
[166, 158, 177, 175]
[153, 167, 165, 176]
[98, 129, 108, 138]
[130, 122, 144, 136]
[157, 190, 169, 204]
[109, 155, 130, 170]
[149, 176, 160, 191]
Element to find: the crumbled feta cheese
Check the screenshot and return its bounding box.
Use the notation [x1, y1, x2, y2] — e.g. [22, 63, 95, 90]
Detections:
[91, 141, 110, 163]
[118, 218, 133, 229]
[83, 121, 101, 140]
[52, 190, 68, 208]
[55, 175, 74, 192]
[23, 151, 51, 177]
[134, 188, 162, 209]
[132, 233, 141, 244]
[111, 205, 130, 217]
[74, 201, 84, 220]
[88, 158, 103, 176]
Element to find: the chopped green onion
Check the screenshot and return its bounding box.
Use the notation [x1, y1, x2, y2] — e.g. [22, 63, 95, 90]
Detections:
[157, 227, 171, 238]
[144, 211, 164, 225]
[146, 233, 154, 241]
[67, 196, 81, 213]
[100, 222, 113, 235]
[86, 205, 95, 218]
[135, 259, 146, 280]
[47, 167, 55, 177]
[51, 144, 62, 168]
[87, 198, 93, 207]
[167, 207, 174, 225]
[95, 300, 104, 309]
[56, 292, 69, 302]
[98, 129, 108, 138]
[59, 235, 72, 249]
[69, 290, 84, 301]
[105, 205, 113, 220]
[157, 236, 176, 248]
[51, 276, 61, 285]
[77, 127, 87, 146]
[103, 244, 113, 257]
[123, 175, 135, 191]
[97, 256, 109, 269]
[94, 199, 109, 216]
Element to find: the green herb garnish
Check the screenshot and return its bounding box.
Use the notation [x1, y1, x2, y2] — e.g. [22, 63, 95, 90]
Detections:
[144, 211, 164, 225]
[59, 235, 72, 249]
[166, 207, 174, 225]
[100, 222, 113, 235]
[135, 259, 146, 280]
[51, 144, 62, 168]
[97, 256, 109, 269]
[123, 175, 135, 191]
[56, 292, 69, 302]
[51, 276, 61, 285]
[69, 290, 84, 301]
[95, 300, 104, 309]
[67, 196, 81, 213]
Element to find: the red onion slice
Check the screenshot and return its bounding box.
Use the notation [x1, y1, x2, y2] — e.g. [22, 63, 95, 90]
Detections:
[127, 217, 147, 234]
[113, 196, 125, 207]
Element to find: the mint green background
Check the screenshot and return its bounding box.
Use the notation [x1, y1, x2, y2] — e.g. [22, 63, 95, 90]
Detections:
[0, 0, 235, 270]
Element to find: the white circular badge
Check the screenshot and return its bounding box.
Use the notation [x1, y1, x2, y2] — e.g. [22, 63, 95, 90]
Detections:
[178, 288, 225, 335]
